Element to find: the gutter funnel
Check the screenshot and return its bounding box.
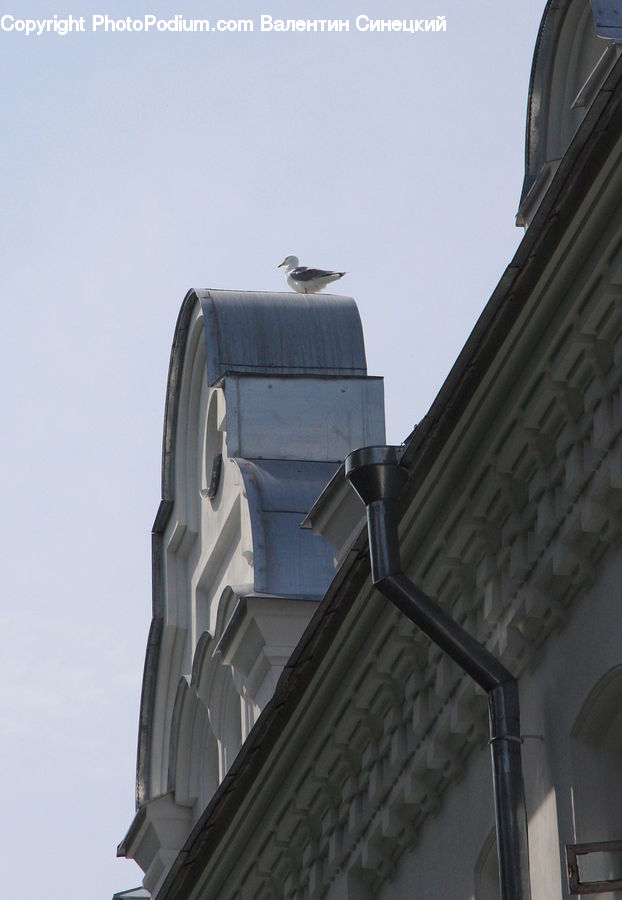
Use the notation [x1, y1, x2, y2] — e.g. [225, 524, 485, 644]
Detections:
[345, 445, 531, 900]
[345, 445, 408, 504]
[345, 446, 408, 582]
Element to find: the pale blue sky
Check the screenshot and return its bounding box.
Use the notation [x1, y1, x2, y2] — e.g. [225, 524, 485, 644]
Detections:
[1, 2, 547, 895]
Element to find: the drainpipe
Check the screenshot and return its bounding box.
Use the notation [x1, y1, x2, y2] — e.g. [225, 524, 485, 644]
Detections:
[345, 445, 531, 900]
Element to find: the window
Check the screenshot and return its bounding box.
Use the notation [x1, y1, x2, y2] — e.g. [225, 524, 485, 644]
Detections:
[570, 667, 622, 895]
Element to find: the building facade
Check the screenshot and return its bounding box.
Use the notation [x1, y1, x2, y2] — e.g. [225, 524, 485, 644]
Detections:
[118, 2, 622, 896]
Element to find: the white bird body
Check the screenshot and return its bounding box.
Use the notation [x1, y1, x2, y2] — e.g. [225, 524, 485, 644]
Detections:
[278, 255, 346, 293]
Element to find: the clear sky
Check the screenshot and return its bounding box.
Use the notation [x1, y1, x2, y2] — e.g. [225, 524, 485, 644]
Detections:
[1, 2, 549, 896]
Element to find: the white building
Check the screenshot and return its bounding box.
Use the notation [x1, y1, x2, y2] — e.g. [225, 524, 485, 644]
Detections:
[118, 2, 622, 896]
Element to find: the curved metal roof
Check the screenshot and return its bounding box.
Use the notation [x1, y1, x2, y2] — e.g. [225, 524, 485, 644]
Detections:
[519, 0, 605, 212]
[235, 458, 339, 597]
[196, 289, 367, 385]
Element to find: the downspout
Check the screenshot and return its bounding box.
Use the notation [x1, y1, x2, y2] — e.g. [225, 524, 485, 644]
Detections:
[345, 445, 531, 900]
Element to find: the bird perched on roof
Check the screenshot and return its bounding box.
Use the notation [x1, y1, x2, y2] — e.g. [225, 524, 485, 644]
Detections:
[278, 255, 346, 293]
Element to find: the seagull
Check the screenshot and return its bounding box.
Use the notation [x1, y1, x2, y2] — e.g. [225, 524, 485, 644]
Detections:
[278, 255, 346, 293]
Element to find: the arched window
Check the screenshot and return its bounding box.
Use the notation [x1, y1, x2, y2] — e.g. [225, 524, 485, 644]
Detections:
[198, 726, 219, 815]
[191, 592, 244, 787]
[217, 673, 242, 778]
[569, 667, 622, 891]
[572, 667, 622, 843]
[201, 388, 223, 504]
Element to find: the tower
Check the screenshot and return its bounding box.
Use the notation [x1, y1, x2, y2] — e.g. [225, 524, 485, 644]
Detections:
[118, 289, 385, 895]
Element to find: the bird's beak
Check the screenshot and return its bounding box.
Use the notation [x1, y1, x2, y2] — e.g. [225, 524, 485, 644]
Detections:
[277, 260, 285, 268]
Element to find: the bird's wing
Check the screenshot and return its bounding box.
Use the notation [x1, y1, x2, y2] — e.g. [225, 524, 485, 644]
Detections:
[291, 267, 341, 281]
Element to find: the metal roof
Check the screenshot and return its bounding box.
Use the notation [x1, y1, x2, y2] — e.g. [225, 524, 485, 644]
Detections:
[235, 458, 339, 597]
[197, 289, 367, 385]
[591, 1, 622, 40]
